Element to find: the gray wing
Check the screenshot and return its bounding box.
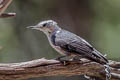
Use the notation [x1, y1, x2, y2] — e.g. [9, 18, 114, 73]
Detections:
[55, 30, 108, 64]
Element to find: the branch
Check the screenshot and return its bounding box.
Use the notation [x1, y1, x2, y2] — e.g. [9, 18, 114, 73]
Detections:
[0, 58, 119, 80]
[0, 0, 16, 18]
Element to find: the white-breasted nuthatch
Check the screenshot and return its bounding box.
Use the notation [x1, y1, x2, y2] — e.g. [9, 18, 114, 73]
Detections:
[28, 20, 111, 80]
[28, 20, 108, 64]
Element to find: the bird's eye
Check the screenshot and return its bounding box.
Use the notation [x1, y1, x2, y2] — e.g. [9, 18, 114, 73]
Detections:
[43, 23, 47, 27]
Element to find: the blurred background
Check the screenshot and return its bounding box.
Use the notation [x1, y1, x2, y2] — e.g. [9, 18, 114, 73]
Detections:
[0, 0, 120, 80]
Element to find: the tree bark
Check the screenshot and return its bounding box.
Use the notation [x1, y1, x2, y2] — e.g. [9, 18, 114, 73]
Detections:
[0, 58, 119, 80]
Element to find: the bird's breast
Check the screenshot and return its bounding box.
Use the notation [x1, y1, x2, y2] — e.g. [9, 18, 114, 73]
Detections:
[48, 38, 66, 55]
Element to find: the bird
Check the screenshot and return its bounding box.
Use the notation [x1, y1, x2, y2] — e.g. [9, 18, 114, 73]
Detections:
[27, 20, 111, 80]
[28, 20, 108, 65]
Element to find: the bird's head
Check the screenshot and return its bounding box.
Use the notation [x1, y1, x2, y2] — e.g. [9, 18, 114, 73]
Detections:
[27, 20, 61, 35]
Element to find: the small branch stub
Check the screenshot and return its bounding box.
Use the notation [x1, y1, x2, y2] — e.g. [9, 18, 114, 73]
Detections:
[0, 0, 16, 18]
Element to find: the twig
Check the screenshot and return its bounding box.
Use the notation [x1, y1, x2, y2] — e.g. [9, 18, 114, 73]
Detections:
[0, 0, 16, 18]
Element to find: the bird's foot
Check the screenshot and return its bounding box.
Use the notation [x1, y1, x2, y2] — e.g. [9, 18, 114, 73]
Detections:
[55, 56, 70, 65]
[59, 60, 69, 65]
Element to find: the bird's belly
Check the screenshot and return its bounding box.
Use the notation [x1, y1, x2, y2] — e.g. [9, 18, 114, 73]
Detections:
[51, 44, 66, 55]
[54, 46, 66, 55]
[49, 42, 79, 57]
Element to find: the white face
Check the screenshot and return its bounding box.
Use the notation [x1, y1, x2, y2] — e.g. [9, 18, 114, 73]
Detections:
[28, 20, 61, 36]
[33, 20, 57, 33]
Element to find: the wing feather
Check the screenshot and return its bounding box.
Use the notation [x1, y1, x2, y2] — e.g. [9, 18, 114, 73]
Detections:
[54, 30, 108, 64]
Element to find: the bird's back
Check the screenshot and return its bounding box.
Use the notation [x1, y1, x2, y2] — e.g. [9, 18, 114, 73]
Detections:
[53, 29, 108, 64]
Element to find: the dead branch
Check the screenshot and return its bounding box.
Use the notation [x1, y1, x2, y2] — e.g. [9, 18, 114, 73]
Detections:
[0, 58, 119, 80]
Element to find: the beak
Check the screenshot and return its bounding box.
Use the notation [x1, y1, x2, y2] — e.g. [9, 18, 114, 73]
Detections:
[27, 25, 40, 30]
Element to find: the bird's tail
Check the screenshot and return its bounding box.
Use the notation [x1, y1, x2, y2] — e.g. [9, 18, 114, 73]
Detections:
[92, 49, 108, 64]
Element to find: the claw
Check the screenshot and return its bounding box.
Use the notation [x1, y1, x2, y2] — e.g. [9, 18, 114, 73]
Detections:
[59, 60, 69, 66]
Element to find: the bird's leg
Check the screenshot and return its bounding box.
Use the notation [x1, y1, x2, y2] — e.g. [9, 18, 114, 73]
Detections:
[55, 53, 72, 65]
[55, 56, 66, 60]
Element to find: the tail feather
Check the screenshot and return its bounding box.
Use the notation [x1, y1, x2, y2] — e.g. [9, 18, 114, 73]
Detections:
[92, 49, 108, 64]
